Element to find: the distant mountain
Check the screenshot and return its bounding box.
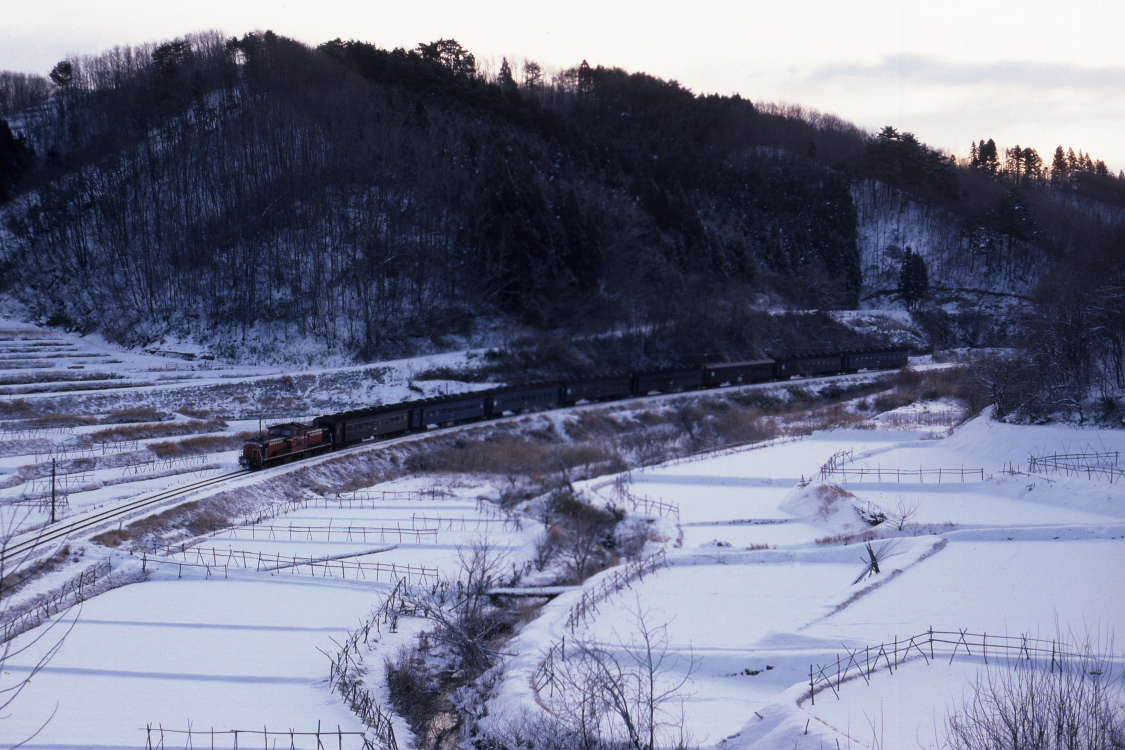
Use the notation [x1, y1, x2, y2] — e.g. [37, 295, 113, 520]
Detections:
[0, 31, 1122, 408]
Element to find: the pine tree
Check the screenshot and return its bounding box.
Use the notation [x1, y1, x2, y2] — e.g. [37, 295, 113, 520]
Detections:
[497, 58, 517, 94]
[899, 248, 929, 311]
[1022, 147, 1043, 183]
[978, 139, 1000, 174]
[1050, 145, 1068, 187]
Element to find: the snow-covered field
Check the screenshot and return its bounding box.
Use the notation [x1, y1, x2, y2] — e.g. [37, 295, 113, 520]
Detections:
[3, 477, 540, 749]
[3, 315, 1124, 750]
[490, 417, 1125, 749]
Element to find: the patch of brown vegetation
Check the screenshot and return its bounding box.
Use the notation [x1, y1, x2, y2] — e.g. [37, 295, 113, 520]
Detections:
[101, 407, 171, 424]
[0, 543, 80, 599]
[148, 431, 257, 458]
[874, 365, 975, 416]
[89, 495, 250, 549]
[0, 398, 39, 419]
[178, 406, 215, 419]
[811, 484, 858, 521]
[404, 429, 625, 483]
[23, 413, 98, 428]
[816, 529, 879, 546]
[90, 418, 227, 444]
[90, 528, 132, 548]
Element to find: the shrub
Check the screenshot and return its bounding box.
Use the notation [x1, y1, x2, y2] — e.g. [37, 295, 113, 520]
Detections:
[102, 407, 170, 424]
[384, 645, 443, 736]
[945, 635, 1125, 750]
[90, 528, 132, 548]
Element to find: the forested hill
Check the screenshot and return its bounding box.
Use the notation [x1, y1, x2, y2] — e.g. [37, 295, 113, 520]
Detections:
[0, 31, 1123, 370]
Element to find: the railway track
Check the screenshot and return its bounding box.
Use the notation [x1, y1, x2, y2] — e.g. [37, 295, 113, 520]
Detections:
[0, 470, 249, 568]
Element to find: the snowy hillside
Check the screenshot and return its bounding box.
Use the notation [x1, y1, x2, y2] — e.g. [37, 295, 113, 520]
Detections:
[2, 314, 1122, 749]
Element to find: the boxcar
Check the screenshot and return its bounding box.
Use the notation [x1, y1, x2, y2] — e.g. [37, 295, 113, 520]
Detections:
[313, 405, 411, 447]
[560, 374, 634, 405]
[633, 367, 705, 395]
[703, 359, 776, 387]
[487, 384, 561, 416]
[774, 353, 844, 379]
[842, 348, 910, 372]
[411, 394, 489, 428]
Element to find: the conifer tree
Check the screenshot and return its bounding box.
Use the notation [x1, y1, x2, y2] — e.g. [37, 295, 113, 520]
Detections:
[898, 248, 929, 311]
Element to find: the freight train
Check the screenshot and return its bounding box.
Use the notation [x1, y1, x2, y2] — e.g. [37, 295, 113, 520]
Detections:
[239, 347, 910, 470]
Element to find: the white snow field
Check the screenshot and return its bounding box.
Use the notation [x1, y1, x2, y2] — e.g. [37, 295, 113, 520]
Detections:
[489, 415, 1125, 749]
[3, 313, 1124, 749]
[1, 478, 540, 750]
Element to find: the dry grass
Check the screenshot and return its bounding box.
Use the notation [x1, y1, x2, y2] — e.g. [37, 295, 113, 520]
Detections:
[0, 398, 39, 419]
[89, 418, 227, 443]
[0, 544, 78, 599]
[809, 484, 858, 521]
[148, 431, 256, 458]
[404, 429, 625, 481]
[91, 496, 247, 548]
[25, 413, 98, 428]
[0, 368, 127, 384]
[101, 407, 171, 424]
[875, 365, 975, 413]
[178, 406, 215, 419]
[815, 529, 879, 546]
[90, 528, 133, 548]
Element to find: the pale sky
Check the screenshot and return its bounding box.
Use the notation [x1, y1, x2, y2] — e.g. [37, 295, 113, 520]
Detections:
[3, 0, 1124, 171]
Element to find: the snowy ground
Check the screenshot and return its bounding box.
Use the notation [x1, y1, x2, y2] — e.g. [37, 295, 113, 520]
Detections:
[4, 314, 1125, 750]
[2, 477, 540, 749]
[0, 316, 487, 539]
[489, 415, 1125, 749]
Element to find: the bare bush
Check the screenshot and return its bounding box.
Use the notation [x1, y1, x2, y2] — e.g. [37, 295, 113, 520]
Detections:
[484, 713, 607, 750]
[101, 407, 170, 424]
[384, 645, 443, 737]
[541, 602, 698, 750]
[406, 539, 519, 677]
[945, 633, 1125, 750]
[541, 489, 621, 583]
[890, 497, 921, 530]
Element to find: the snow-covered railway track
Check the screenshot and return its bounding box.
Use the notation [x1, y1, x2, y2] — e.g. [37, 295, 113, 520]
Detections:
[0, 470, 249, 566]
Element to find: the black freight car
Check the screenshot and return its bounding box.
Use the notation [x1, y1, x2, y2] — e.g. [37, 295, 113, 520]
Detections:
[411, 393, 489, 428]
[560, 374, 633, 405]
[842, 348, 910, 372]
[774, 353, 844, 379]
[487, 384, 561, 416]
[314, 404, 412, 447]
[703, 359, 776, 387]
[632, 367, 705, 395]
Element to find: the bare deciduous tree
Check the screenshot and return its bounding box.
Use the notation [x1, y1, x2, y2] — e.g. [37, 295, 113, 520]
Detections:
[890, 497, 920, 531]
[545, 602, 698, 750]
[405, 537, 515, 676]
[1, 512, 79, 748]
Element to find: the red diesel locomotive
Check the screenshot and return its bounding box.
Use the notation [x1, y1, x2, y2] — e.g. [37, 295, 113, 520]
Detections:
[239, 422, 333, 469]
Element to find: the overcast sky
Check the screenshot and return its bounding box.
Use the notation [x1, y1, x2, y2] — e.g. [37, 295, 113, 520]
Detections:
[3, 0, 1123, 171]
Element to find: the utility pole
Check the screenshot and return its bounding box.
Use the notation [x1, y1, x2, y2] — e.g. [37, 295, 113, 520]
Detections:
[50, 458, 57, 524]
